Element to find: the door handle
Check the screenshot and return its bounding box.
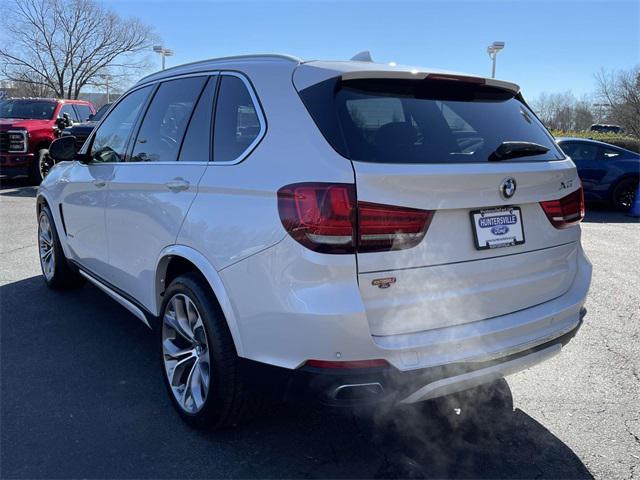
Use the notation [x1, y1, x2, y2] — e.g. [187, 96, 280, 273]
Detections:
[165, 178, 190, 192]
[93, 179, 106, 188]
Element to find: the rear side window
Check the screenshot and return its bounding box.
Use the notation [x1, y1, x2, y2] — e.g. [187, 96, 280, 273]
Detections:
[600, 147, 622, 160]
[213, 75, 262, 162]
[299, 78, 563, 164]
[131, 76, 207, 162]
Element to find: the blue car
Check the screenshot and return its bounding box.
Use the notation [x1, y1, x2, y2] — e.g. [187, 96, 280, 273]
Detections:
[557, 137, 640, 211]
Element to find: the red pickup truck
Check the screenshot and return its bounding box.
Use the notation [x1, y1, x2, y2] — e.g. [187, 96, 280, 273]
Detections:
[0, 98, 95, 183]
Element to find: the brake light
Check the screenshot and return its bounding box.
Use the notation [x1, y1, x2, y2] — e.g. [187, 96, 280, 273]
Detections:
[426, 73, 486, 84]
[277, 183, 433, 254]
[540, 187, 585, 229]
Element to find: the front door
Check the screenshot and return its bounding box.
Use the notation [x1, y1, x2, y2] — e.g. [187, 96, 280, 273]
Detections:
[103, 75, 215, 310]
[61, 85, 153, 274]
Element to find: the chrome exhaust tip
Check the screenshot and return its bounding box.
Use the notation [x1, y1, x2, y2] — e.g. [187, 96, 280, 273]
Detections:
[333, 382, 384, 401]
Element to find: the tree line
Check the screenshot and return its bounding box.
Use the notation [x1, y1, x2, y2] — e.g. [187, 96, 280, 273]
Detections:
[530, 66, 639, 137]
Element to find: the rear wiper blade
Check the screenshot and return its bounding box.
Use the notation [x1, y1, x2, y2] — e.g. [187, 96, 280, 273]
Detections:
[489, 141, 549, 161]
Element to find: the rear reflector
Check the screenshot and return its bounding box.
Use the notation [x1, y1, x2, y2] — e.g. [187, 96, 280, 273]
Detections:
[277, 183, 433, 254]
[540, 187, 585, 229]
[304, 359, 389, 369]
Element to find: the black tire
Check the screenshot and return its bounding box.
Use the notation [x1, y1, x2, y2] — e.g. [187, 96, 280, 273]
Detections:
[611, 177, 638, 212]
[37, 206, 85, 289]
[160, 273, 261, 429]
[28, 148, 54, 185]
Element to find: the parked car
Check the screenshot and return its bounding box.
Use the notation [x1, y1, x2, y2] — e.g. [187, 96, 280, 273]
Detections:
[0, 98, 95, 182]
[38, 55, 592, 428]
[60, 103, 112, 151]
[590, 124, 624, 134]
[557, 137, 640, 211]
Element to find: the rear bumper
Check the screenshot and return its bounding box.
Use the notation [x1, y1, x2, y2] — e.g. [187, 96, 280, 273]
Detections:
[242, 311, 584, 407]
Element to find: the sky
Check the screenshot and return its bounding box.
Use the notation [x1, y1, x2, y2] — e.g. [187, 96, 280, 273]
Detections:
[108, 0, 639, 100]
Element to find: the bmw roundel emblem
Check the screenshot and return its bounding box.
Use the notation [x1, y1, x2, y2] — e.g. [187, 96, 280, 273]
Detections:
[500, 177, 517, 199]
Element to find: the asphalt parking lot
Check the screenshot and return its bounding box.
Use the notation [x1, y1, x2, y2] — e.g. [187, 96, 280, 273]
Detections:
[1, 177, 638, 479]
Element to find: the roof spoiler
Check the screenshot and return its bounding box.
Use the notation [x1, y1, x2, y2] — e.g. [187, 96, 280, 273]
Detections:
[341, 70, 520, 94]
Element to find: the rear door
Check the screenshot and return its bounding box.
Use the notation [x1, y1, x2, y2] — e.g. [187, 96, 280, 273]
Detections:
[103, 75, 215, 309]
[299, 76, 583, 336]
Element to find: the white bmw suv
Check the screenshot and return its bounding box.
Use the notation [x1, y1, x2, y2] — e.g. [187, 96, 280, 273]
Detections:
[37, 54, 592, 428]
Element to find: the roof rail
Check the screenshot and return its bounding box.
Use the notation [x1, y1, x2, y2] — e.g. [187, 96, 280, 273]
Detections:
[136, 53, 302, 84]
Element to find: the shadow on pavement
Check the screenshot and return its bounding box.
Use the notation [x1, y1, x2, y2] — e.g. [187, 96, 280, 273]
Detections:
[0, 177, 37, 198]
[1, 276, 592, 479]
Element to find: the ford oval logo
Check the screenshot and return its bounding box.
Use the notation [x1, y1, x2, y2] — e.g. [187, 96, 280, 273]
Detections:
[491, 225, 510, 235]
[500, 177, 517, 199]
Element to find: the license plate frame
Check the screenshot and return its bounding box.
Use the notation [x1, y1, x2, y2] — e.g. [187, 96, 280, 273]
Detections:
[470, 206, 525, 250]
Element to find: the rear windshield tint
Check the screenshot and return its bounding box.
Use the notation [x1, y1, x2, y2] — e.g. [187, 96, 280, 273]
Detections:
[298, 78, 564, 164]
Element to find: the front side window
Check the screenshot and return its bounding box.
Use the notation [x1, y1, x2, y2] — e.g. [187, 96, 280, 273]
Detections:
[131, 76, 207, 162]
[213, 75, 262, 162]
[299, 78, 563, 164]
[75, 104, 93, 122]
[562, 142, 598, 162]
[58, 104, 78, 122]
[92, 103, 111, 122]
[0, 100, 57, 120]
[90, 86, 152, 163]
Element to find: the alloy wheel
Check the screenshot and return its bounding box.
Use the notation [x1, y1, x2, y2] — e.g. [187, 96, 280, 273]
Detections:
[162, 293, 211, 414]
[616, 185, 636, 210]
[38, 214, 56, 281]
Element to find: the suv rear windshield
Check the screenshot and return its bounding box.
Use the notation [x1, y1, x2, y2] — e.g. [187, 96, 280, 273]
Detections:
[298, 78, 563, 164]
[0, 99, 57, 120]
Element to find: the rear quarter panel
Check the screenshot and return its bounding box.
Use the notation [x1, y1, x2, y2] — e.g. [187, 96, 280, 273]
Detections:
[176, 61, 356, 271]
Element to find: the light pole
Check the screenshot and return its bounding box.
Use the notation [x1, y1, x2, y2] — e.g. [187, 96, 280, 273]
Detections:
[486, 41, 505, 78]
[98, 74, 111, 103]
[153, 45, 174, 70]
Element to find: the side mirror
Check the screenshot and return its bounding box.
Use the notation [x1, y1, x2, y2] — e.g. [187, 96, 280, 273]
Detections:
[55, 117, 67, 130]
[49, 135, 78, 162]
[88, 113, 95, 121]
[62, 112, 73, 127]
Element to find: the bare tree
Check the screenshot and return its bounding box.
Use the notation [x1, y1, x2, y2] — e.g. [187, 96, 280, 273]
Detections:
[595, 66, 640, 137]
[0, 0, 156, 99]
[531, 91, 593, 131]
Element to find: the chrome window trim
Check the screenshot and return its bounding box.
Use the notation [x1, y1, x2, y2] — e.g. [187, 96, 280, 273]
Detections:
[80, 69, 267, 166]
[7, 129, 28, 153]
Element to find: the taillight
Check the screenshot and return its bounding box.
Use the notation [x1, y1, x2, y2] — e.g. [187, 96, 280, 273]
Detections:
[277, 183, 433, 254]
[540, 187, 585, 229]
[277, 183, 356, 253]
[358, 202, 433, 253]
